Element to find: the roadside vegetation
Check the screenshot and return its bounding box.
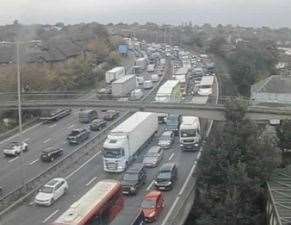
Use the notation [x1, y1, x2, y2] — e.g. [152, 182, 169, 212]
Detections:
[185, 99, 279, 225]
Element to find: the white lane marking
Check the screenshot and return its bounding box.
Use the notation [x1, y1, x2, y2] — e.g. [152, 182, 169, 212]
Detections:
[161, 159, 198, 225]
[0, 123, 41, 145]
[24, 138, 30, 142]
[168, 153, 175, 161]
[86, 176, 97, 186]
[43, 138, 51, 144]
[8, 157, 19, 163]
[29, 159, 39, 165]
[146, 180, 155, 191]
[42, 209, 59, 223]
[65, 151, 101, 179]
[67, 124, 74, 129]
[49, 124, 57, 128]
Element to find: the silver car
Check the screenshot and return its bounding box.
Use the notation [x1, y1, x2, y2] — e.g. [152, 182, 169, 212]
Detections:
[158, 131, 174, 149]
[143, 146, 163, 167]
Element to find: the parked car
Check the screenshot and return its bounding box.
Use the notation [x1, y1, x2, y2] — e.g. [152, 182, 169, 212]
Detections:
[154, 163, 177, 190]
[102, 110, 119, 121]
[89, 119, 106, 131]
[121, 163, 146, 195]
[130, 88, 144, 100]
[40, 147, 63, 162]
[141, 191, 164, 222]
[34, 178, 68, 206]
[67, 128, 90, 145]
[158, 131, 175, 149]
[3, 141, 28, 157]
[143, 80, 153, 89]
[143, 146, 163, 167]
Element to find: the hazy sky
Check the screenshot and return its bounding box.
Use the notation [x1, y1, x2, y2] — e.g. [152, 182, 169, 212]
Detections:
[1, 0, 291, 28]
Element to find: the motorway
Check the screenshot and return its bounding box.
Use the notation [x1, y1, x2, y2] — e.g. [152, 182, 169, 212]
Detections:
[0, 49, 217, 225]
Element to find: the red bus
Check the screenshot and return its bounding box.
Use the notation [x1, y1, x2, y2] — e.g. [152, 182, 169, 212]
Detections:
[52, 179, 123, 225]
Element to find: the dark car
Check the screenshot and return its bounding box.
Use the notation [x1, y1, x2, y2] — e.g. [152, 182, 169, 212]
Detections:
[143, 146, 163, 167]
[89, 119, 106, 131]
[102, 110, 119, 121]
[121, 163, 146, 195]
[40, 147, 63, 162]
[67, 128, 90, 145]
[132, 211, 145, 225]
[165, 114, 181, 135]
[158, 131, 175, 149]
[154, 163, 177, 191]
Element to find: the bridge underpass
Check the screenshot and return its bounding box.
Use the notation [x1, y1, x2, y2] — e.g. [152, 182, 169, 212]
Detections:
[2, 99, 291, 121]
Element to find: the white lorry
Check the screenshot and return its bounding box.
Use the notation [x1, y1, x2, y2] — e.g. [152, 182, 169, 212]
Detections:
[103, 112, 158, 172]
[111, 75, 137, 97]
[135, 58, 147, 70]
[105, 67, 126, 84]
[179, 116, 201, 151]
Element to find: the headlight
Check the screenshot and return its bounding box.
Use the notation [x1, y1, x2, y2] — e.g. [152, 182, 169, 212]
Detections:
[166, 181, 172, 186]
[130, 186, 136, 191]
[149, 212, 156, 217]
[194, 143, 198, 146]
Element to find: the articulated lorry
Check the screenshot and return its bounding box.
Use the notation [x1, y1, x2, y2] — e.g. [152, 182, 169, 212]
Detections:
[103, 112, 158, 172]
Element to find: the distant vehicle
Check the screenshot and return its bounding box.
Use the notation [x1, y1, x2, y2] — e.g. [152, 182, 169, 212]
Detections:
[103, 110, 119, 121]
[35, 178, 68, 206]
[96, 88, 112, 99]
[158, 131, 175, 149]
[3, 141, 28, 157]
[151, 74, 159, 82]
[103, 112, 158, 172]
[157, 113, 167, 124]
[79, 109, 98, 123]
[141, 191, 164, 222]
[143, 80, 153, 89]
[160, 58, 166, 65]
[179, 116, 201, 151]
[136, 76, 144, 85]
[105, 66, 125, 84]
[40, 147, 63, 162]
[118, 44, 129, 56]
[112, 74, 137, 97]
[147, 64, 155, 72]
[52, 180, 123, 225]
[135, 57, 147, 70]
[154, 163, 177, 191]
[67, 128, 89, 145]
[40, 108, 71, 124]
[130, 88, 144, 100]
[121, 163, 146, 195]
[143, 146, 163, 167]
[197, 75, 214, 96]
[165, 113, 182, 135]
[89, 119, 106, 131]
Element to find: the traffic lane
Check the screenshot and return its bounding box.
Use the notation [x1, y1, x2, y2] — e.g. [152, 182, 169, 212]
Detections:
[0, 109, 81, 167]
[1, 148, 107, 225]
[0, 117, 90, 189]
[0, 111, 123, 193]
[110, 137, 181, 225]
[152, 148, 198, 225]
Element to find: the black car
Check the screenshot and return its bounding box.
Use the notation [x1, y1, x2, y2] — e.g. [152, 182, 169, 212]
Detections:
[165, 114, 182, 135]
[89, 119, 106, 131]
[154, 163, 177, 191]
[67, 128, 90, 145]
[40, 147, 63, 162]
[121, 163, 146, 195]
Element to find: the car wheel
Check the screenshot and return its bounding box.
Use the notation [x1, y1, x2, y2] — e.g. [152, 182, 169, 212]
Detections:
[50, 156, 55, 162]
[64, 187, 68, 194]
[49, 198, 54, 206]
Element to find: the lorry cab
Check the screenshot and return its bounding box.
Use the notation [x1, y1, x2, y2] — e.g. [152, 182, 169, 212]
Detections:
[103, 135, 128, 172]
[179, 116, 201, 151]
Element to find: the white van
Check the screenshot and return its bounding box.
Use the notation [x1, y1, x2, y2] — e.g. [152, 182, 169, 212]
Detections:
[130, 89, 144, 100]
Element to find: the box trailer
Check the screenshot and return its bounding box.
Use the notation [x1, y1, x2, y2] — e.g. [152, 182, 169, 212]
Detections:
[112, 74, 137, 97]
[105, 67, 126, 84]
[103, 112, 158, 172]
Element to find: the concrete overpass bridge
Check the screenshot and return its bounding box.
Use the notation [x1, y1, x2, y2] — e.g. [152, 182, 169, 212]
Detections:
[2, 99, 291, 121]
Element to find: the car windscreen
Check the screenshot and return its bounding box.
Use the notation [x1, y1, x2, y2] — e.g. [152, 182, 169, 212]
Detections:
[123, 173, 138, 181]
[180, 129, 197, 137]
[157, 171, 171, 180]
[40, 186, 54, 194]
[141, 199, 156, 209]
